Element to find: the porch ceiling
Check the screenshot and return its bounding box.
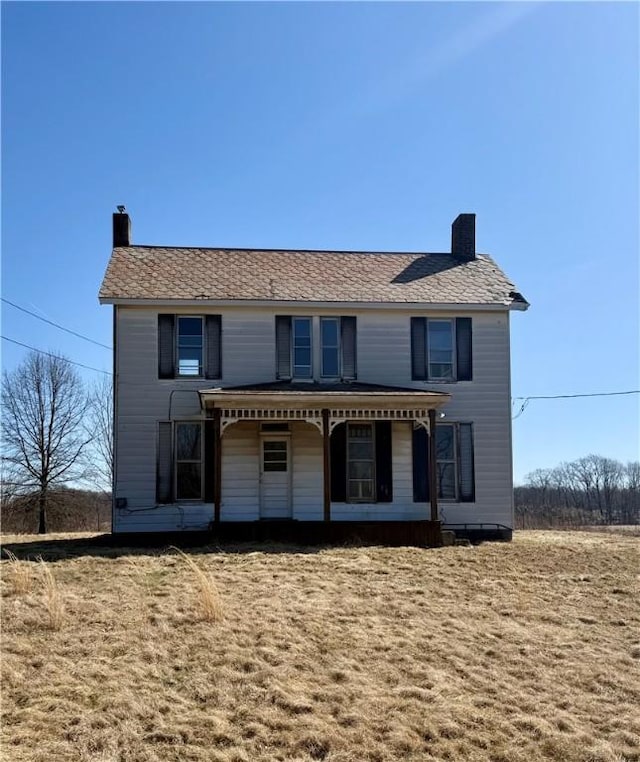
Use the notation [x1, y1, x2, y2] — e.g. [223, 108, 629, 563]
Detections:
[198, 381, 451, 410]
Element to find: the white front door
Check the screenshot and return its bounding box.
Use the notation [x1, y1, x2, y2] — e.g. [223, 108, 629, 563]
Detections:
[260, 437, 292, 519]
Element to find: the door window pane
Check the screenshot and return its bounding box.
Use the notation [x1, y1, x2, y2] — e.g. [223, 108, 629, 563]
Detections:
[263, 441, 288, 472]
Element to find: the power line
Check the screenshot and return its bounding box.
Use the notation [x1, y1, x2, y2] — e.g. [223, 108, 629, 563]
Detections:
[512, 390, 639, 420]
[1, 336, 112, 376]
[513, 390, 639, 401]
[1, 297, 111, 350]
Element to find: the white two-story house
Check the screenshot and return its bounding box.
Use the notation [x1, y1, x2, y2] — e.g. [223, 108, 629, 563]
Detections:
[99, 210, 528, 544]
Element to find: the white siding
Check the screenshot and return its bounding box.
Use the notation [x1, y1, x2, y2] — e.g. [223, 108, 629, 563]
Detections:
[113, 305, 515, 532]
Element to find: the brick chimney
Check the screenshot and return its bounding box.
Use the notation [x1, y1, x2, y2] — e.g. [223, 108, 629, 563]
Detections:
[451, 213, 475, 261]
[113, 206, 131, 247]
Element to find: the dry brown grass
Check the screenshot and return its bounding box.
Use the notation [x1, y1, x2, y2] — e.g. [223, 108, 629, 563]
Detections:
[1, 530, 639, 761]
[170, 545, 224, 623]
[36, 556, 65, 631]
[2, 550, 33, 595]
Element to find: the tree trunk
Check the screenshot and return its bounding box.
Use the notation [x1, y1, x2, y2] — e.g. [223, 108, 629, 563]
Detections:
[38, 491, 46, 534]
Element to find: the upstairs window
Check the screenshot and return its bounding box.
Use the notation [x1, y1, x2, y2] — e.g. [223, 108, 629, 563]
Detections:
[321, 318, 340, 377]
[158, 315, 221, 380]
[177, 317, 204, 376]
[411, 317, 472, 382]
[428, 320, 454, 381]
[292, 317, 313, 378]
[276, 316, 357, 381]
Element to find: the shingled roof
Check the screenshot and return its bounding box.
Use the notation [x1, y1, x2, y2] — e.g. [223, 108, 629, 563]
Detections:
[99, 245, 528, 308]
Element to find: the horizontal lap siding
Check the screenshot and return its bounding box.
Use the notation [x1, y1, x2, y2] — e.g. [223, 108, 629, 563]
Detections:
[221, 423, 259, 521]
[331, 422, 426, 521]
[114, 306, 514, 531]
[291, 423, 323, 520]
[356, 311, 513, 528]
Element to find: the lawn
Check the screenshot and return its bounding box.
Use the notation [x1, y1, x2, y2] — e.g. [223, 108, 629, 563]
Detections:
[1, 531, 639, 762]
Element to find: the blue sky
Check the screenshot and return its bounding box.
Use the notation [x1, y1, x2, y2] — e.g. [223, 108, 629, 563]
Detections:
[2, 1, 638, 482]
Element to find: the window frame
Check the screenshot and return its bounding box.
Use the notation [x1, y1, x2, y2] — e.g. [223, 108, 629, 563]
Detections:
[174, 421, 204, 502]
[427, 318, 456, 382]
[435, 422, 458, 501]
[320, 317, 341, 378]
[291, 316, 313, 379]
[346, 422, 376, 503]
[176, 315, 205, 378]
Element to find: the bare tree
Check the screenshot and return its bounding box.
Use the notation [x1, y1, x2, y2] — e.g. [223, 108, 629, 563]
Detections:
[1, 351, 92, 533]
[85, 375, 114, 494]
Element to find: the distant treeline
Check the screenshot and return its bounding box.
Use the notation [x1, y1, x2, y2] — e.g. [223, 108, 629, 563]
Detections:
[514, 455, 639, 529]
[1, 488, 111, 534]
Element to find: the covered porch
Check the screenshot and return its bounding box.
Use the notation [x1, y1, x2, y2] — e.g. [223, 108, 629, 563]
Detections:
[198, 382, 450, 546]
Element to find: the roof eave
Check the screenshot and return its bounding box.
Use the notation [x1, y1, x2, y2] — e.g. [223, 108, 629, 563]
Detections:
[98, 296, 515, 311]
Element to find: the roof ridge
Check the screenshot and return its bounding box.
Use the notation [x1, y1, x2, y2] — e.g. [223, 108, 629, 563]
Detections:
[115, 245, 482, 257]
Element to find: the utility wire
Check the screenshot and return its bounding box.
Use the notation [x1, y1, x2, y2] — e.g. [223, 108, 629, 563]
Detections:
[512, 390, 639, 420]
[1, 336, 112, 376]
[513, 390, 639, 401]
[1, 297, 111, 350]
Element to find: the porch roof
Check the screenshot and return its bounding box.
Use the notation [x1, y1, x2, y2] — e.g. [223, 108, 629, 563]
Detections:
[198, 381, 451, 409]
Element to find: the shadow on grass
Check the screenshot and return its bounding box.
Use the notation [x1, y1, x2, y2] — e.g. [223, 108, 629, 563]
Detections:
[0, 533, 331, 562]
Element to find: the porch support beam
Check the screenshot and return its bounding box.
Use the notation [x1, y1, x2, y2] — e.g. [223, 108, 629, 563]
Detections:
[213, 407, 222, 524]
[322, 408, 331, 522]
[428, 408, 438, 522]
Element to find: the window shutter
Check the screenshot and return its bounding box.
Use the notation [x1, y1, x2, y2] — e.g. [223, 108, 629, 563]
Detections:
[456, 318, 473, 381]
[412, 426, 429, 502]
[204, 420, 215, 503]
[158, 314, 175, 379]
[341, 317, 357, 380]
[330, 422, 347, 502]
[411, 317, 427, 380]
[156, 421, 173, 504]
[275, 316, 292, 380]
[458, 423, 475, 502]
[375, 421, 393, 503]
[205, 315, 222, 379]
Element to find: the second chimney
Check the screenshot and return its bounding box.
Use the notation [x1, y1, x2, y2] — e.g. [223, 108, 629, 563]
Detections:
[113, 207, 131, 247]
[451, 213, 475, 261]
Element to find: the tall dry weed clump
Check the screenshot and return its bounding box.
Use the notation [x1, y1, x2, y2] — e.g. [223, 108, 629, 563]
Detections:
[38, 557, 65, 630]
[171, 547, 223, 623]
[3, 550, 33, 595]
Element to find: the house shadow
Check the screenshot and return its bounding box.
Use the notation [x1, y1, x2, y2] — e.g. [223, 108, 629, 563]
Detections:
[390, 255, 461, 285]
[2, 521, 439, 562]
[1, 533, 327, 563]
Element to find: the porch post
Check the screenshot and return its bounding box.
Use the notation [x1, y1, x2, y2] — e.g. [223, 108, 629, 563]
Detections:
[322, 408, 331, 522]
[428, 409, 438, 522]
[213, 407, 222, 524]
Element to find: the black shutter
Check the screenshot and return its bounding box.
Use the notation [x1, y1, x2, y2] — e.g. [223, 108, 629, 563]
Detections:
[341, 317, 357, 380]
[158, 314, 175, 379]
[205, 315, 222, 379]
[204, 420, 215, 503]
[456, 318, 473, 381]
[156, 421, 173, 503]
[411, 317, 427, 380]
[412, 426, 429, 502]
[375, 421, 393, 503]
[458, 423, 475, 502]
[330, 422, 347, 502]
[275, 316, 292, 380]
